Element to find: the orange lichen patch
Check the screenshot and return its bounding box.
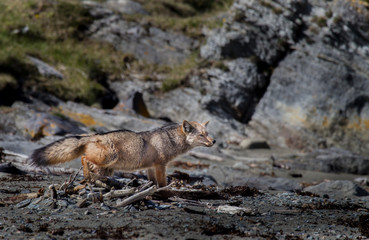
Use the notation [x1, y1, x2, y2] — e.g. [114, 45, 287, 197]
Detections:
[57, 109, 104, 127]
[277, 103, 309, 127]
[346, 117, 369, 130]
[348, 0, 369, 17]
[322, 116, 330, 128]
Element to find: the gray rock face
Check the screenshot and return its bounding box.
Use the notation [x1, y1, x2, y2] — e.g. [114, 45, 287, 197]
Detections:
[190, 58, 268, 122]
[223, 0, 369, 154]
[86, 4, 197, 65]
[251, 41, 369, 152]
[304, 180, 369, 199]
[201, 0, 307, 65]
[27, 56, 64, 80]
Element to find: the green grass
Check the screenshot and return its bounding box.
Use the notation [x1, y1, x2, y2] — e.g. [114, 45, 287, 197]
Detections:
[0, 0, 129, 105]
[127, 0, 233, 39]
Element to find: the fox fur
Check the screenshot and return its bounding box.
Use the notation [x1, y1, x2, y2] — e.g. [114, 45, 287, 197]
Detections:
[29, 120, 215, 187]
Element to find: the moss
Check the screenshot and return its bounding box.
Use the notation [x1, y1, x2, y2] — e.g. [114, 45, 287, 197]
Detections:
[213, 61, 229, 72]
[161, 51, 199, 92]
[260, 0, 283, 15]
[0, 74, 17, 90]
[0, 0, 131, 106]
[312, 16, 327, 28]
[233, 9, 245, 22]
[325, 10, 333, 18]
[129, 0, 233, 39]
[333, 16, 342, 24]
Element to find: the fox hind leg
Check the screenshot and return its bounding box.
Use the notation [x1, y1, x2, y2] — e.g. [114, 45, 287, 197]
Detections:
[81, 155, 92, 181]
[81, 155, 113, 182]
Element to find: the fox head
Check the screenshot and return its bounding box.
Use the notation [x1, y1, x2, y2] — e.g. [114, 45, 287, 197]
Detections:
[181, 120, 216, 147]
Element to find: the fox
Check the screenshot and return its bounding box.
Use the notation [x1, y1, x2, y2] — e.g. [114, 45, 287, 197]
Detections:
[29, 120, 216, 187]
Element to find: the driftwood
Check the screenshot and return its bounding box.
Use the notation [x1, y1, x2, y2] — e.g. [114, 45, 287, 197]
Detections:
[103, 188, 136, 199]
[116, 185, 157, 208]
[0, 188, 44, 205]
[116, 183, 174, 208]
[60, 167, 83, 191]
[189, 151, 223, 162]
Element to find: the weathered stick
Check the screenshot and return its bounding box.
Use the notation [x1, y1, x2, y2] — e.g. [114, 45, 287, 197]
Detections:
[61, 167, 83, 191]
[103, 188, 136, 199]
[116, 183, 174, 208]
[116, 185, 157, 208]
[189, 151, 223, 162]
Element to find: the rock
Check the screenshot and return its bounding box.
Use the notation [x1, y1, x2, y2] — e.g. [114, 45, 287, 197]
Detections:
[110, 80, 158, 117]
[285, 148, 369, 175]
[104, 0, 148, 15]
[27, 56, 64, 80]
[189, 58, 268, 123]
[25, 113, 87, 139]
[251, 41, 369, 153]
[59, 101, 165, 132]
[239, 138, 270, 149]
[229, 176, 302, 192]
[87, 6, 197, 65]
[232, 162, 249, 171]
[217, 205, 253, 215]
[0, 74, 18, 106]
[304, 180, 369, 199]
[248, 0, 369, 154]
[15, 199, 31, 208]
[201, 0, 307, 65]
[76, 198, 89, 208]
[143, 87, 247, 144]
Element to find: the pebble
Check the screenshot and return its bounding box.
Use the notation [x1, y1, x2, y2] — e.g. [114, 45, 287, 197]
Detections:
[100, 203, 111, 211]
[58, 200, 69, 207]
[84, 210, 91, 215]
[15, 199, 31, 208]
[27, 203, 40, 210]
[156, 205, 171, 210]
[76, 198, 89, 208]
[232, 162, 250, 171]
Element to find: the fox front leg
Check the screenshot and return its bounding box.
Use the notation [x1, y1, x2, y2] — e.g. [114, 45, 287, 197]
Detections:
[147, 165, 167, 187]
[147, 168, 157, 186]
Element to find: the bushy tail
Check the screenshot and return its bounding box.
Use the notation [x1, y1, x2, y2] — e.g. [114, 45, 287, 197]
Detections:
[29, 135, 90, 166]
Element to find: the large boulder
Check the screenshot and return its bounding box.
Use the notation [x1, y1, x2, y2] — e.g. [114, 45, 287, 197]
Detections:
[189, 58, 268, 123]
[278, 148, 369, 175]
[304, 180, 369, 199]
[251, 0, 369, 152]
[251, 41, 369, 153]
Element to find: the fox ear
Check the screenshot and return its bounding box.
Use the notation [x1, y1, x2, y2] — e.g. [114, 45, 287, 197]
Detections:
[182, 120, 194, 134]
[202, 121, 210, 127]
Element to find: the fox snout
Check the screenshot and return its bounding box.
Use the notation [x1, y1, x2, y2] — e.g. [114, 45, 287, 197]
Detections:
[204, 137, 216, 147]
